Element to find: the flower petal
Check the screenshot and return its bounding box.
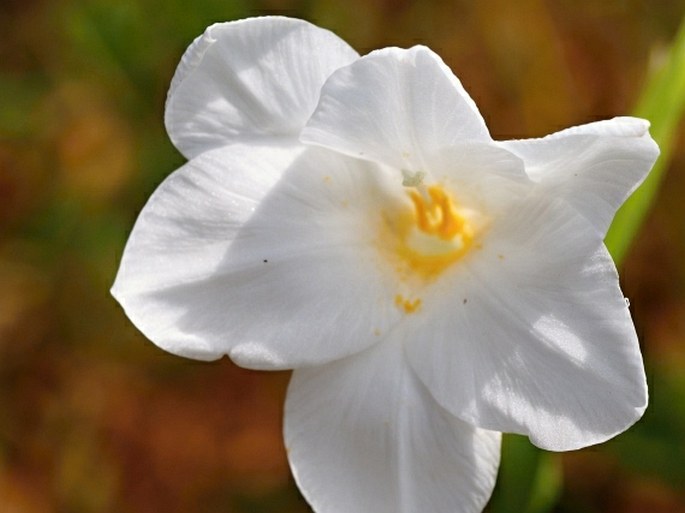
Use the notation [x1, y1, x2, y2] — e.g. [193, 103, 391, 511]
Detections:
[405, 196, 648, 451]
[422, 141, 531, 215]
[499, 116, 659, 236]
[111, 143, 403, 368]
[285, 337, 501, 513]
[166, 17, 359, 159]
[301, 46, 490, 172]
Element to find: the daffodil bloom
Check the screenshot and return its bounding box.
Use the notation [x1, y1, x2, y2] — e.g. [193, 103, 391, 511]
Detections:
[112, 16, 659, 513]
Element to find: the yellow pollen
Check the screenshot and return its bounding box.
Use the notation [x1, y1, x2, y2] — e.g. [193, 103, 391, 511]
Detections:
[395, 294, 422, 314]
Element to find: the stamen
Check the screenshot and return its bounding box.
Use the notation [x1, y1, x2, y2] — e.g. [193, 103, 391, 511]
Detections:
[408, 186, 472, 241]
[378, 182, 482, 282]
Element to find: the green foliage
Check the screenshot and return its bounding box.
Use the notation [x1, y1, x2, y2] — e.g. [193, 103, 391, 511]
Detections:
[607, 360, 685, 489]
[488, 436, 562, 513]
[605, 16, 685, 264]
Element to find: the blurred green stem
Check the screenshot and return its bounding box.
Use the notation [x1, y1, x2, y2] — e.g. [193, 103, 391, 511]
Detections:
[605, 15, 685, 264]
[488, 436, 562, 513]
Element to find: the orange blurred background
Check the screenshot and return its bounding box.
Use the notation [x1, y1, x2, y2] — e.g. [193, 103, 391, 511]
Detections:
[1, 0, 684, 511]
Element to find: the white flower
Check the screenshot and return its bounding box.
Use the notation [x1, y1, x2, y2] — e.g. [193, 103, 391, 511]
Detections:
[112, 16, 659, 513]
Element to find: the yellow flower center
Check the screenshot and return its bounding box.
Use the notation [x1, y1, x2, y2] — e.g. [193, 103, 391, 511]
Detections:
[409, 186, 473, 242]
[382, 183, 479, 283]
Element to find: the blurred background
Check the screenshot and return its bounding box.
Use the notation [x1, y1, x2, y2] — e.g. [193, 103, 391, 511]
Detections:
[1, 0, 684, 511]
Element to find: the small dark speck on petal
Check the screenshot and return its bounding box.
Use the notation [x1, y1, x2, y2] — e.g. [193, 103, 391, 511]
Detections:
[463, 298, 467, 304]
[263, 259, 268, 263]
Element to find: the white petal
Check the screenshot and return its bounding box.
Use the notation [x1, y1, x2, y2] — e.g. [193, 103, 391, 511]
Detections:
[302, 46, 490, 172]
[423, 142, 531, 215]
[285, 338, 501, 513]
[499, 116, 659, 236]
[405, 197, 648, 451]
[540, 116, 651, 139]
[112, 143, 404, 368]
[165, 17, 359, 158]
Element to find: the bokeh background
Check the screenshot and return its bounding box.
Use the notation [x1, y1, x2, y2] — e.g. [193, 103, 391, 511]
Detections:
[2, 0, 685, 512]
